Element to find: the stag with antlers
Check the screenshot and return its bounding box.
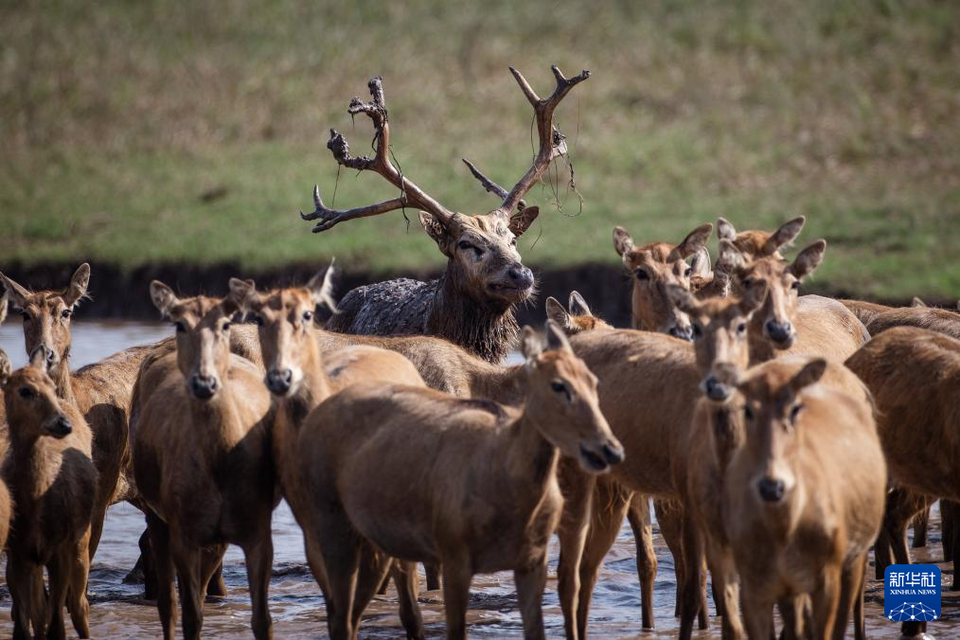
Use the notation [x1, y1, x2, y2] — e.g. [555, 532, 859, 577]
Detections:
[302, 66, 589, 362]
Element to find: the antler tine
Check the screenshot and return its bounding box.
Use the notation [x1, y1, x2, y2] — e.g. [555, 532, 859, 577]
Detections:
[462, 158, 526, 211]
[500, 65, 591, 215]
[301, 76, 454, 232]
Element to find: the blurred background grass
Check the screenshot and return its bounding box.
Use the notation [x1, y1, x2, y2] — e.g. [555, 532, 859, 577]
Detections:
[1, 0, 958, 299]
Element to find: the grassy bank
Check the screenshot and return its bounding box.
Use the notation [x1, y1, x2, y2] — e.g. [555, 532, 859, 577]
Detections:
[1, 1, 958, 299]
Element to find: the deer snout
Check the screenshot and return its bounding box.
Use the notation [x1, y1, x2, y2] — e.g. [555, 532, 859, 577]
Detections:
[507, 264, 535, 290]
[266, 369, 294, 396]
[46, 414, 73, 438]
[601, 441, 625, 466]
[764, 320, 795, 347]
[189, 374, 219, 400]
[578, 436, 624, 474]
[668, 324, 694, 342]
[757, 476, 786, 503]
[703, 376, 732, 402]
[29, 344, 58, 371]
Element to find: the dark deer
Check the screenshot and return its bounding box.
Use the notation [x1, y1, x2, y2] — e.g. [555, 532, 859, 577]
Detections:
[303, 66, 589, 363]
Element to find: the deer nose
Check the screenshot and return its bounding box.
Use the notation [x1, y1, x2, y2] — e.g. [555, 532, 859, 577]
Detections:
[669, 325, 694, 341]
[764, 320, 793, 345]
[189, 374, 219, 400]
[602, 442, 625, 466]
[266, 369, 293, 395]
[757, 477, 786, 503]
[704, 377, 732, 402]
[48, 415, 73, 438]
[507, 265, 534, 290]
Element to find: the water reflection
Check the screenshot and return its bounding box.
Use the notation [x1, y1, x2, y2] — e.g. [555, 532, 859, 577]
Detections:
[0, 322, 957, 637]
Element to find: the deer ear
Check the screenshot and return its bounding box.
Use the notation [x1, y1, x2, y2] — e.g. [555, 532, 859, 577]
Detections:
[0, 272, 31, 310]
[509, 206, 539, 237]
[568, 291, 592, 318]
[666, 284, 699, 316]
[788, 358, 827, 395]
[789, 240, 826, 281]
[520, 325, 543, 363]
[717, 239, 746, 274]
[150, 281, 179, 318]
[62, 263, 91, 307]
[911, 296, 927, 308]
[763, 216, 806, 257]
[228, 278, 258, 312]
[717, 217, 737, 241]
[690, 247, 712, 278]
[612, 226, 635, 259]
[0, 294, 7, 326]
[672, 223, 713, 261]
[419, 211, 453, 255]
[545, 319, 573, 353]
[545, 297, 571, 330]
[307, 258, 339, 313]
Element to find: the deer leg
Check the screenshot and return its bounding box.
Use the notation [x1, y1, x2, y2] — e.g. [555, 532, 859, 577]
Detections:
[242, 533, 274, 640]
[350, 545, 392, 633]
[653, 497, 684, 619]
[678, 507, 709, 639]
[424, 562, 442, 591]
[9, 553, 45, 640]
[628, 496, 657, 630]
[577, 478, 631, 639]
[942, 500, 957, 564]
[912, 505, 930, 548]
[810, 563, 841, 640]
[376, 571, 391, 595]
[46, 551, 70, 640]
[391, 560, 425, 640]
[556, 467, 595, 640]
[206, 561, 228, 597]
[441, 557, 473, 640]
[87, 500, 108, 563]
[873, 525, 893, 580]
[66, 530, 92, 638]
[515, 553, 549, 640]
[704, 539, 743, 640]
[830, 554, 866, 640]
[146, 512, 176, 640]
[200, 546, 227, 600]
[317, 511, 361, 640]
[172, 542, 204, 640]
[739, 578, 774, 640]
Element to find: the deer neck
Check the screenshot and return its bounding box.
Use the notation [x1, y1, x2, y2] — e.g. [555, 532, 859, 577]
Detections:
[503, 404, 560, 500]
[297, 327, 333, 414]
[50, 356, 77, 406]
[426, 265, 519, 364]
[747, 329, 778, 365]
[466, 361, 527, 406]
[187, 382, 246, 449]
[9, 431, 51, 500]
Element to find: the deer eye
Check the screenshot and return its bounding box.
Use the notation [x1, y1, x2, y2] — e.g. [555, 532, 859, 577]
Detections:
[789, 403, 803, 423]
[737, 322, 747, 335]
[692, 323, 703, 339]
[634, 269, 649, 282]
[18, 387, 35, 399]
[303, 311, 314, 322]
[457, 240, 476, 252]
[744, 404, 755, 421]
[510, 237, 517, 247]
[253, 315, 264, 327]
[60, 308, 72, 320]
[221, 321, 232, 331]
[550, 380, 571, 400]
[685, 267, 693, 277]
[19, 309, 31, 321]
[791, 281, 800, 290]
[173, 321, 186, 333]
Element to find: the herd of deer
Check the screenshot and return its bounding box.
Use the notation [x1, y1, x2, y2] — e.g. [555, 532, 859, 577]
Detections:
[0, 64, 958, 640]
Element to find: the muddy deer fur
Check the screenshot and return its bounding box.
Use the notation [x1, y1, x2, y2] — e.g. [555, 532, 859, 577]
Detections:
[133, 284, 277, 640]
[299, 322, 622, 640]
[309, 68, 589, 363]
[3, 351, 98, 640]
[726, 359, 886, 640]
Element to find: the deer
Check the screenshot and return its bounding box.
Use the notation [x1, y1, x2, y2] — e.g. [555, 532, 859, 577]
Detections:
[132, 283, 277, 640]
[725, 358, 886, 640]
[3, 347, 98, 640]
[866, 305, 960, 340]
[302, 66, 589, 363]
[226, 272, 430, 638]
[845, 326, 960, 638]
[296, 321, 623, 640]
[0, 265, 145, 565]
[545, 291, 613, 335]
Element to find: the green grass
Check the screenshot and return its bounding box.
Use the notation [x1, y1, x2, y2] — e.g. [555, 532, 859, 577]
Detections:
[1, 0, 959, 299]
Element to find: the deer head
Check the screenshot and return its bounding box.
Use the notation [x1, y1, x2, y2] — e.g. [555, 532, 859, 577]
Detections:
[301, 67, 589, 308]
[520, 321, 623, 473]
[667, 283, 768, 403]
[3, 348, 77, 442]
[150, 282, 239, 401]
[736, 358, 827, 505]
[545, 291, 611, 335]
[717, 216, 806, 261]
[612, 223, 713, 339]
[0, 264, 90, 375]
[228, 264, 338, 397]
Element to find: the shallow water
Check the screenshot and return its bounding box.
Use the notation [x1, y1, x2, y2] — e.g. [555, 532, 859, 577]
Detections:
[1, 321, 958, 638]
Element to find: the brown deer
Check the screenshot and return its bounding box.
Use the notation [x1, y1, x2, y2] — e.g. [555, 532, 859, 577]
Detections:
[611, 223, 713, 339]
[3, 348, 98, 640]
[304, 67, 589, 363]
[0, 266, 154, 562]
[838, 299, 894, 326]
[132, 283, 277, 640]
[866, 305, 960, 340]
[726, 358, 886, 640]
[845, 327, 960, 636]
[545, 291, 613, 335]
[298, 322, 623, 640]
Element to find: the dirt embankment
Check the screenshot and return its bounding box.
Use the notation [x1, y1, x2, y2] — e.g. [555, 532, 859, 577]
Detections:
[0, 261, 943, 328]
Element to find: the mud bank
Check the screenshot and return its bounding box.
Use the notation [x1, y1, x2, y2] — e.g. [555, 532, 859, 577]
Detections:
[0, 260, 941, 326]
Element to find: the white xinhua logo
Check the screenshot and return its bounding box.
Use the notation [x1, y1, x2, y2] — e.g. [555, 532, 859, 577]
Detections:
[887, 602, 939, 622]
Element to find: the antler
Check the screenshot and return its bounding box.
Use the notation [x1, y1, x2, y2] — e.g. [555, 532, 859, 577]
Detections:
[463, 65, 590, 216]
[301, 76, 454, 232]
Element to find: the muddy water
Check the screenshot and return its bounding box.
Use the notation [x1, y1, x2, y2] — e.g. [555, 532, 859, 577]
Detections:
[1, 322, 958, 638]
